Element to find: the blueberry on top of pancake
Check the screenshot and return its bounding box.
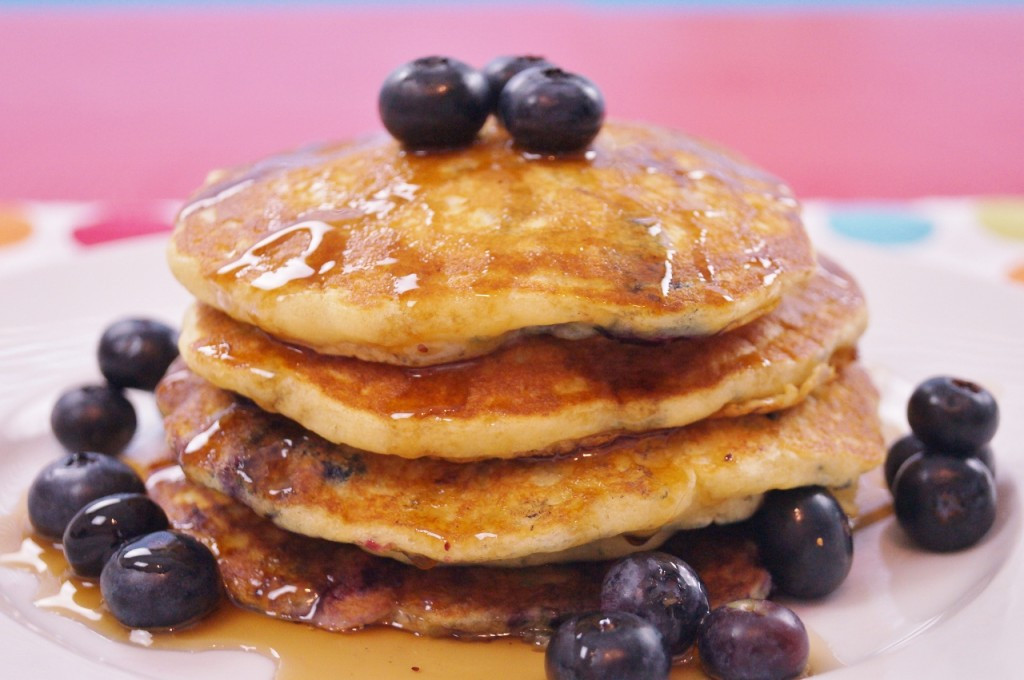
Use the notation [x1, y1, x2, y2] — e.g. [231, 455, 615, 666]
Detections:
[168, 121, 816, 366]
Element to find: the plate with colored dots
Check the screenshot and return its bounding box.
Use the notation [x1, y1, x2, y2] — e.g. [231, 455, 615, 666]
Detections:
[0, 220, 1022, 679]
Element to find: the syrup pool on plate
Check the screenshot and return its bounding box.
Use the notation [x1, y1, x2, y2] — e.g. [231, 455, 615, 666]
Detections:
[0, 499, 847, 680]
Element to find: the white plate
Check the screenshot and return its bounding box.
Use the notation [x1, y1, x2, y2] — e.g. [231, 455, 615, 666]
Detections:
[0, 235, 1021, 679]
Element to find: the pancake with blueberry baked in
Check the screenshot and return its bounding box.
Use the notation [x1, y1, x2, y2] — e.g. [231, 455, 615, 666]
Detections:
[177, 258, 865, 460]
[146, 463, 771, 637]
[158, 359, 882, 567]
[167, 120, 816, 367]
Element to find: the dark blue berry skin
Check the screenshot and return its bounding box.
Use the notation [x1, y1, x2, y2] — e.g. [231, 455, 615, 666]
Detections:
[697, 600, 809, 680]
[499, 67, 605, 154]
[885, 433, 927, 490]
[482, 55, 556, 115]
[27, 452, 145, 539]
[378, 56, 489, 150]
[100, 530, 221, 629]
[63, 493, 169, 578]
[893, 453, 996, 552]
[748, 486, 852, 599]
[545, 611, 669, 680]
[600, 551, 709, 656]
[51, 384, 137, 455]
[907, 376, 999, 454]
[98, 318, 179, 391]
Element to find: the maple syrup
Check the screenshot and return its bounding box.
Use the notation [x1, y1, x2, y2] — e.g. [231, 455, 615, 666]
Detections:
[851, 501, 894, 532]
[0, 505, 843, 680]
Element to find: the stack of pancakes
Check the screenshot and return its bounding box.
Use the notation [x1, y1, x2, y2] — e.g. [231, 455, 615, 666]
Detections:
[154, 121, 884, 637]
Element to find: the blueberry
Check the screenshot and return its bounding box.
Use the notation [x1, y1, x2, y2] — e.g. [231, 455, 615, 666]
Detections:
[499, 67, 605, 154]
[885, 434, 926, 490]
[600, 551, 709, 655]
[27, 452, 145, 539]
[482, 54, 556, 115]
[51, 384, 137, 455]
[100, 530, 221, 629]
[748, 486, 852, 599]
[893, 453, 996, 552]
[907, 376, 999, 453]
[63, 493, 169, 578]
[378, 56, 489, 150]
[98, 318, 179, 391]
[885, 433, 996, 493]
[545, 611, 669, 680]
[697, 599, 809, 680]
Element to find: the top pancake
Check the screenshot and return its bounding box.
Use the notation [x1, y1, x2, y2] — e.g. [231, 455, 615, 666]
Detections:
[168, 121, 816, 365]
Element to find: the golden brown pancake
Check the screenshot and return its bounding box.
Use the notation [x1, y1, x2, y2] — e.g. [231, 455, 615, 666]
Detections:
[168, 121, 816, 366]
[159, 362, 883, 566]
[178, 258, 865, 460]
[147, 465, 771, 638]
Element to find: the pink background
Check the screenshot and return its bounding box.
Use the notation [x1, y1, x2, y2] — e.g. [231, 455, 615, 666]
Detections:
[1, 7, 1022, 201]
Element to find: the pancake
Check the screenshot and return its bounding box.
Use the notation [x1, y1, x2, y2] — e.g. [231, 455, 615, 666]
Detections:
[147, 465, 771, 638]
[168, 120, 816, 366]
[159, 361, 884, 566]
[179, 258, 865, 460]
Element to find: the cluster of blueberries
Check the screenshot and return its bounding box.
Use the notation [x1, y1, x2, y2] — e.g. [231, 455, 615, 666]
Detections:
[547, 482, 855, 680]
[547, 551, 811, 680]
[886, 376, 999, 552]
[378, 55, 605, 154]
[28, 319, 221, 629]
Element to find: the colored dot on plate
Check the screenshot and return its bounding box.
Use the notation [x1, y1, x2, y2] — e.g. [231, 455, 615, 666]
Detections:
[0, 205, 32, 248]
[827, 206, 933, 245]
[977, 198, 1024, 240]
[1009, 262, 1024, 286]
[72, 210, 172, 246]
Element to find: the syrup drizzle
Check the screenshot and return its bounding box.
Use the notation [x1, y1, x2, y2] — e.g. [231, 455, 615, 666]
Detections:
[217, 220, 339, 291]
[851, 499, 895, 532]
[181, 124, 802, 324]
